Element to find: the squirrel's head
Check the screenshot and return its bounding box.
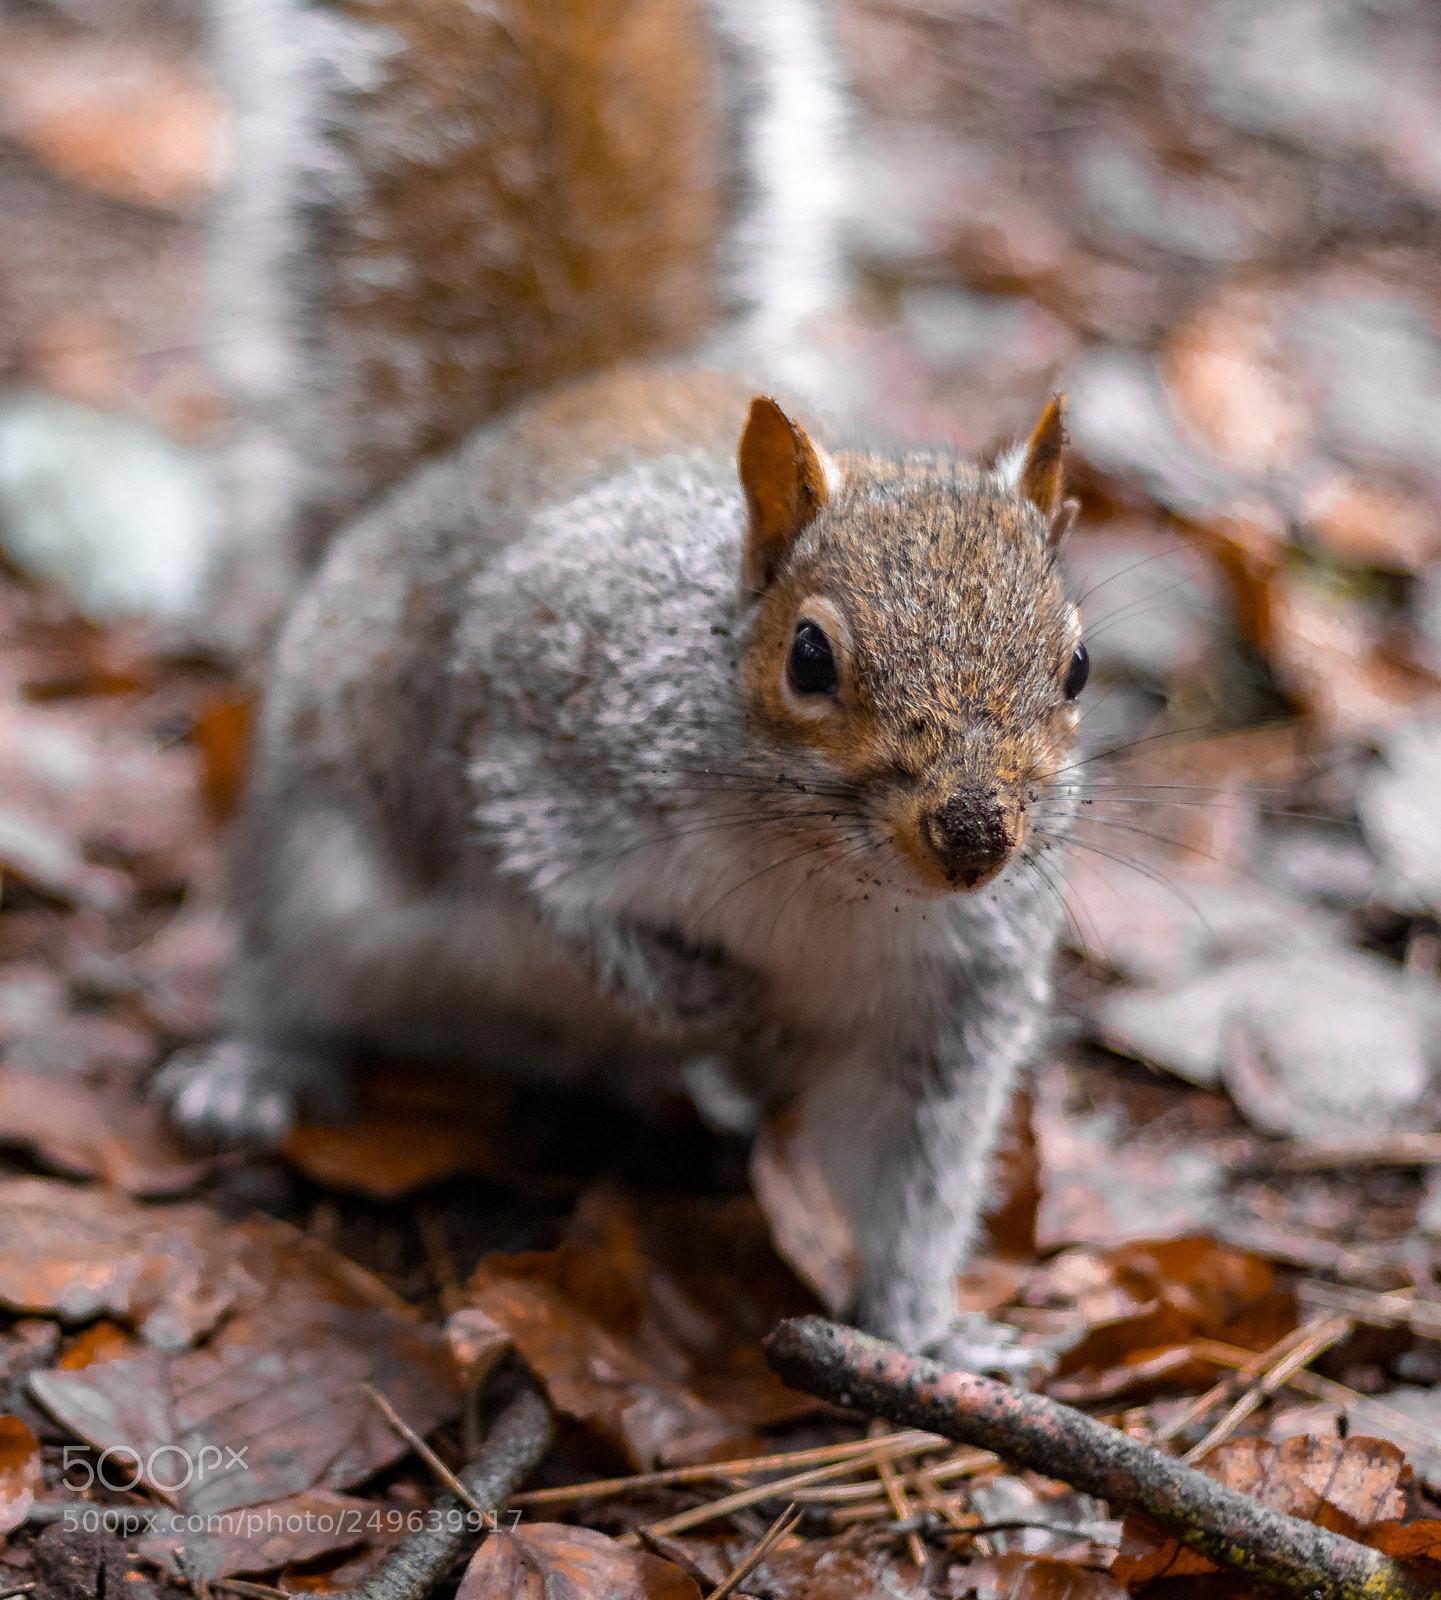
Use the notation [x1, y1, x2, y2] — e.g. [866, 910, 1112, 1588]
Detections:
[735, 394, 1084, 899]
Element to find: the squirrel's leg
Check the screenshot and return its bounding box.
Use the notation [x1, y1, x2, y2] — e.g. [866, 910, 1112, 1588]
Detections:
[798, 960, 1047, 1353]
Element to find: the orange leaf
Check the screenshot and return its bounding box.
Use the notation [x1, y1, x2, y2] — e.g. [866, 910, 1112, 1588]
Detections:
[457, 1523, 701, 1600]
[0, 1415, 41, 1535]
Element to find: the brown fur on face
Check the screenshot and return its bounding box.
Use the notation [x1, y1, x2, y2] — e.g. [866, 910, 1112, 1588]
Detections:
[739, 439, 1081, 898]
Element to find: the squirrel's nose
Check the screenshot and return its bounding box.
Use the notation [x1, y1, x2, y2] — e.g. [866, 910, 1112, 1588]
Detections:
[921, 789, 1015, 889]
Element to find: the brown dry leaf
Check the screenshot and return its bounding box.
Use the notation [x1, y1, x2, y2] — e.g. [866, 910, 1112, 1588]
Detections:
[964, 1552, 1128, 1600]
[466, 1262, 748, 1469]
[0, 1177, 241, 1346]
[1112, 1434, 1409, 1585]
[285, 1060, 508, 1199]
[0, 27, 224, 210]
[1302, 477, 1441, 573]
[131, 905, 233, 1037]
[57, 1318, 138, 1369]
[0, 1069, 213, 1197]
[750, 1102, 864, 1316]
[0, 1414, 41, 1534]
[1267, 576, 1441, 738]
[567, 1189, 821, 1428]
[444, 1306, 513, 1391]
[0, 696, 210, 908]
[30, 1214, 459, 1514]
[1033, 1066, 1228, 1252]
[1366, 1521, 1441, 1569]
[138, 1489, 386, 1581]
[757, 1527, 929, 1597]
[1050, 1240, 1293, 1404]
[1162, 289, 1311, 476]
[457, 1523, 702, 1600]
[189, 694, 252, 821]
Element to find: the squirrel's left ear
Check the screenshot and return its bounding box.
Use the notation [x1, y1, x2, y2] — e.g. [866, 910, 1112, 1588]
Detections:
[738, 396, 835, 594]
[1013, 393, 1079, 548]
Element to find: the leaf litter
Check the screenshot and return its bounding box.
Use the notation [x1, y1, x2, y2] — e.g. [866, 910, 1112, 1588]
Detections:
[6, 2, 1441, 1598]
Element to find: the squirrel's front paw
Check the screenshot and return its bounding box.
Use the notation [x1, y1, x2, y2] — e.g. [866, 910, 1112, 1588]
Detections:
[154, 1037, 355, 1149]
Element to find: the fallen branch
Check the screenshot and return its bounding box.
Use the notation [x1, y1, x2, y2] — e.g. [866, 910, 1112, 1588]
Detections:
[764, 1315, 1434, 1600]
[335, 1373, 553, 1600]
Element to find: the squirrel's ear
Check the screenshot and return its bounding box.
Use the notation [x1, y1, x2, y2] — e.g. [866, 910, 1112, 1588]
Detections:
[1015, 393, 1078, 548]
[738, 396, 833, 594]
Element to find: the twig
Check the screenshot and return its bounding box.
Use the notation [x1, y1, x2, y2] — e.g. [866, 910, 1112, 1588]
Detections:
[623, 1432, 941, 1542]
[364, 1383, 484, 1515]
[870, 1421, 926, 1567]
[706, 1503, 802, 1600]
[1182, 1317, 1351, 1462]
[510, 1429, 947, 1507]
[1298, 1281, 1441, 1341]
[0, 1586, 36, 1599]
[333, 1374, 553, 1600]
[765, 1315, 1436, 1600]
[212, 1582, 290, 1600]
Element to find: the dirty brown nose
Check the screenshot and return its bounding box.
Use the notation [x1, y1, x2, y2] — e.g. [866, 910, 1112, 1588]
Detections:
[922, 788, 1015, 889]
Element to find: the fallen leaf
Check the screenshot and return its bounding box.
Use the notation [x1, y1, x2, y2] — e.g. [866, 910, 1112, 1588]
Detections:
[0, 1177, 240, 1346]
[0, 1069, 212, 1197]
[1033, 1067, 1227, 1251]
[755, 1526, 930, 1597]
[30, 1214, 459, 1514]
[964, 1552, 1128, 1600]
[138, 1489, 384, 1581]
[566, 1189, 822, 1428]
[57, 1319, 138, 1369]
[457, 1523, 702, 1600]
[444, 1307, 513, 1391]
[1302, 476, 1441, 573]
[284, 1060, 508, 1199]
[1112, 1434, 1409, 1585]
[0, 1414, 41, 1533]
[466, 1264, 747, 1468]
[750, 1103, 864, 1317]
[1268, 575, 1441, 738]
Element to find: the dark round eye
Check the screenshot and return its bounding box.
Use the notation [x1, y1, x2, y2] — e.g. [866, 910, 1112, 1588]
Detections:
[1064, 642, 1090, 700]
[787, 620, 838, 696]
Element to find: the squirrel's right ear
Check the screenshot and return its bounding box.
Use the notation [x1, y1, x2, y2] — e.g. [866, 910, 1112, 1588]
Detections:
[1014, 393, 1079, 548]
[738, 397, 834, 594]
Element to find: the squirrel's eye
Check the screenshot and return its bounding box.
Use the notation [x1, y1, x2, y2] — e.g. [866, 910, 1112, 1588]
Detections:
[1064, 642, 1090, 700]
[787, 621, 838, 696]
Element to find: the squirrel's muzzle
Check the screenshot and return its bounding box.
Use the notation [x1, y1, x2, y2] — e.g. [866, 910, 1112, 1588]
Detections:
[920, 788, 1018, 890]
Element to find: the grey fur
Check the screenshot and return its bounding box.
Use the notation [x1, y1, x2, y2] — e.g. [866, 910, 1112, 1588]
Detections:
[159, 376, 1079, 1352]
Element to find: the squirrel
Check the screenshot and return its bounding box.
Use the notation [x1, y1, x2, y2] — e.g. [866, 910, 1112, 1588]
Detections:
[160, 364, 1087, 1351]
[167, 0, 1090, 1352]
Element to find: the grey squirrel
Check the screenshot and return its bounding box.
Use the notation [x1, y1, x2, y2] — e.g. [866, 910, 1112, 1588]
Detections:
[170, 0, 1088, 1353]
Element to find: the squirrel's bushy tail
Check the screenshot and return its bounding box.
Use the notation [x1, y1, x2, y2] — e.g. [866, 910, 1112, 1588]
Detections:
[202, 0, 853, 649]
